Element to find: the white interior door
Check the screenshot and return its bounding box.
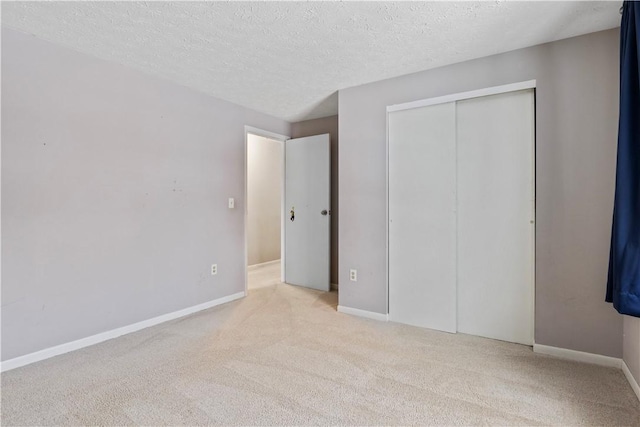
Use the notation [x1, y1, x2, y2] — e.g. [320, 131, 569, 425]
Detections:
[284, 134, 331, 291]
[388, 102, 457, 333]
[456, 89, 535, 345]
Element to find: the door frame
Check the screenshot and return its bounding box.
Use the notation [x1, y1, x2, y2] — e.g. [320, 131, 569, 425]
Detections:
[244, 126, 290, 294]
[385, 80, 537, 342]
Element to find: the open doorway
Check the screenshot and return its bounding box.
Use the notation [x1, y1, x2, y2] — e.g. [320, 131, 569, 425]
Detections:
[244, 126, 332, 295]
[245, 127, 288, 292]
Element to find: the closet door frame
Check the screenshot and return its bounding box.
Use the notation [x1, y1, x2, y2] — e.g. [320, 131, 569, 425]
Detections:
[385, 80, 536, 339]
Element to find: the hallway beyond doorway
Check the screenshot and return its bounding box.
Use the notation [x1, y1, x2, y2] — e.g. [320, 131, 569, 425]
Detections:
[248, 260, 281, 290]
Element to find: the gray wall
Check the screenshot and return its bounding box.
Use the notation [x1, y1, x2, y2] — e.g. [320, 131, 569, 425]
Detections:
[247, 134, 282, 266]
[338, 29, 623, 357]
[1, 28, 290, 361]
[291, 116, 339, 285]
[624, 316, 640, 385]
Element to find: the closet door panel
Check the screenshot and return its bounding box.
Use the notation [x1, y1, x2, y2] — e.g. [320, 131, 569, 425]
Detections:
[388, 102, 457, 332]
[456, 90, 535, 345]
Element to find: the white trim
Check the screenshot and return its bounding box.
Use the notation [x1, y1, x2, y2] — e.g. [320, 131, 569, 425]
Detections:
[244, 126, 290, 295]
[533, 344, 622, 368]
[1, 291, 246, 372]
[622, 360, 640, 402]
[385, 105, 390, 315]
[387, 80, 537, 113]
[529, 90, 537, 346]
[337, 305, 389, 322]
[244, 126, 289, 143]
[281, 139, 287, 284]
[525, 344, 638, 402]
[247, 259, 280, 271]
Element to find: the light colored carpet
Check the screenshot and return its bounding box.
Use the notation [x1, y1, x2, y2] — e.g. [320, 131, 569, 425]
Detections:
[2, 264, 639, 426]
[248, 260, 282, 290]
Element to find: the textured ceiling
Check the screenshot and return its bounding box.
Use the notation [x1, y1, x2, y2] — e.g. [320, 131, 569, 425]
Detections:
[2, 1, 621, 122]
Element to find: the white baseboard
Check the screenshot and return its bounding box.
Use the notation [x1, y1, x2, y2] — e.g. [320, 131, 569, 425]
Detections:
[531, 344, 640, 403]
[622, 360, 640, 402]
[1, 291, 246, 373]
[248, 259, 280, 271]
[533, 344, 622, 368]
[337, 305, 388, 322]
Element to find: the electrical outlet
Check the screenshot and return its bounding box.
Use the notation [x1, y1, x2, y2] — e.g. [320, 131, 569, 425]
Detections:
[350, 269, 357, 282]
[211, 264, 218, 275]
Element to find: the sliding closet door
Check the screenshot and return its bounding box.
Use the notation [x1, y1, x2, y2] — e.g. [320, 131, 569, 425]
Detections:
[456, 90, 535, 345]
[388, 102, 457, 333]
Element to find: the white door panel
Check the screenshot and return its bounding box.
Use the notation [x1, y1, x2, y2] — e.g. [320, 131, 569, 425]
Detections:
[456, 89, 535, 345]
[388, 102, 457, 333]
[285, 134, 330, 291]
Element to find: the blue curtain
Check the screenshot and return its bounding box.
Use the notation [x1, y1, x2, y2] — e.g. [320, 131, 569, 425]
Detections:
[607, 1, 640, 317]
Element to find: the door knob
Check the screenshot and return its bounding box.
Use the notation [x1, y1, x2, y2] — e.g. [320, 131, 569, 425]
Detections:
[321, 210, 329, 216]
